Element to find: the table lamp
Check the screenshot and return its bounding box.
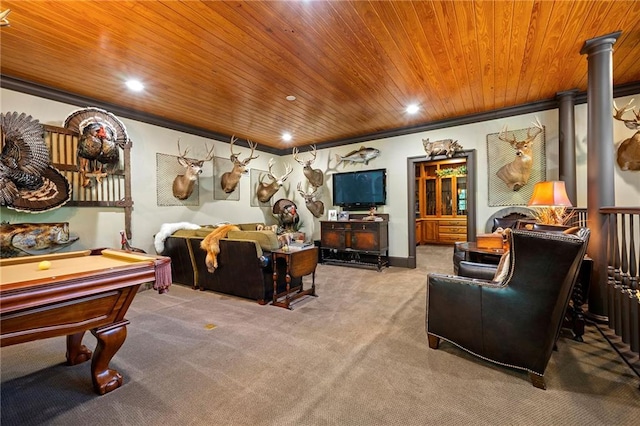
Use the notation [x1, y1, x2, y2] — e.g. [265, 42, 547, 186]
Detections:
[527, 181, 573, 225]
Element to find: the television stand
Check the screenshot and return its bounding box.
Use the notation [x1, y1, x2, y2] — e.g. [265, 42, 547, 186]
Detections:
[320, 214, 389, 272]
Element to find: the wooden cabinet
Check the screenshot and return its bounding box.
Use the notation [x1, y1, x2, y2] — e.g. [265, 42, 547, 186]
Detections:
[320, 215, 389, 271]
[415, 159, 467, 245]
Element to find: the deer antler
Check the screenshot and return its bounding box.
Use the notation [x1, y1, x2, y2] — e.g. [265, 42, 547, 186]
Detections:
[526, 117, 544, 141]
[177, 138, 190, 159]
[614, 98, 640, 130]
[498, 125, 517, 145]
[267, 158, 292, 182]
[242, 140, 260, 165]
[293, 145, 317, 166]
[229, 135, 259, 165]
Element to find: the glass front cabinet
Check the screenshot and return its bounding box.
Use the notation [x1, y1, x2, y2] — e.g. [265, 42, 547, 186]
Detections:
[415, 158, 467, 245]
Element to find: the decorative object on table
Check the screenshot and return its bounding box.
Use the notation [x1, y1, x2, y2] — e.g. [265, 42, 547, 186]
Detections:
[362, 206, 383, 221]
[327, 209, 338, 221]
[63, 107, 129, 188]
[475, 232, 505, 250]
[171, 139, 215, 200]
[527, 180, 574, 225]
[338, 211, 350, 221]
[220, 135, 258, 194]
[120, 230, 146, 253]
[293, 145, 324, 187]
[154, 222, 201, 254]
[422, 138, 463, 159]
[256, 158, 293, 203]
[297, 182, 324, 218]
[272, 198, 300, 233]
[335, 146, 380, 166]
[200, 224, 241, 273]
[487, 118, 546, 207]
[0, 112, 71, 213]
[612, 98, 640, 171]
[0, 222, 79, 258]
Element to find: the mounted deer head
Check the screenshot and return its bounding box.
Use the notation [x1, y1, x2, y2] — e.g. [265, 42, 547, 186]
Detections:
[293, 145, 324, 187]
[613, 98, 640, 171]
[172, 139, 215, 200]
[256, 158, 293, 203]
[297, 182, 325, 218]
[220, 135, 259, 193]
[495, 118, 543, 191]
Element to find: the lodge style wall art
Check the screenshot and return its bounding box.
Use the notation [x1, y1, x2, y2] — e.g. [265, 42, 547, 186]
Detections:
[486, 120, 546, 207]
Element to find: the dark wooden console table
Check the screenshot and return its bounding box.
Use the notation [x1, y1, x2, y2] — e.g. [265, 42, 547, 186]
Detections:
[320, 213, 389, 271]
[271, 246, 318, 309]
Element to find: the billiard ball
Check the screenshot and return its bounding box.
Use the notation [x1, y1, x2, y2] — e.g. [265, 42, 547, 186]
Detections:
[38, 260, 51, 270]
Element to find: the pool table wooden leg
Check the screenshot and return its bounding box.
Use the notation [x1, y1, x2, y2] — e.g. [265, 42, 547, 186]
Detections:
[66, 331, 92, 365]
[90, 320, 129, 395]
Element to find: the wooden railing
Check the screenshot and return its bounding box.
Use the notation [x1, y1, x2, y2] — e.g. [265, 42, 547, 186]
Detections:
[600, 207, 640, 380]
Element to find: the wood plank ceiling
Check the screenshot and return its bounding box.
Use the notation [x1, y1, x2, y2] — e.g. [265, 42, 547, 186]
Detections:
[1, 1, 639, 152]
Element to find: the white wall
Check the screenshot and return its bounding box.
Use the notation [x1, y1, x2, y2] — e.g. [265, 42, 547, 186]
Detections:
[2, 89, 639, 259]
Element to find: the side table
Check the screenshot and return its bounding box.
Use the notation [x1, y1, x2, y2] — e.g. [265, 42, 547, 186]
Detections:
[272, 246, 318, 309]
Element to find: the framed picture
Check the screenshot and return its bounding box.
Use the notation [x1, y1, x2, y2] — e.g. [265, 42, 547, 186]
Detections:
[486, 124, 546, 207]
[213, 156, 240, 201]
[338, 211, 350, 221]
[328, 210, 338, 221]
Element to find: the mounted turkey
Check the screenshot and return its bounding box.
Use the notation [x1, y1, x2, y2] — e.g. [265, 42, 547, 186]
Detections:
[272, 198, 300, 233]
[64, 107, 129, 187]
[0, 112, 71, 212]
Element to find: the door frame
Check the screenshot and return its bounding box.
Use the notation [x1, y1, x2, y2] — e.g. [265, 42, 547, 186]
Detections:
[406, 150, 477, 268]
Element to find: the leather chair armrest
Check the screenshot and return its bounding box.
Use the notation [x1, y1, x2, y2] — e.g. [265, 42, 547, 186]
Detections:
[458, 261, 498, 280]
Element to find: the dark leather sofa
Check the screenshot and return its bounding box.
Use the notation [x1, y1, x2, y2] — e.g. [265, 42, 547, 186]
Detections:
[161, 227, 300, 304]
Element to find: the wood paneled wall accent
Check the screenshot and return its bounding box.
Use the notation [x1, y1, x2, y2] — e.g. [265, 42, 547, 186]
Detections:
[1, 1, 639, 148]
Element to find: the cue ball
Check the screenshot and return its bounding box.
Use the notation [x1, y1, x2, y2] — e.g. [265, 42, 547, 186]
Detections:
[38, 260, 51, 270]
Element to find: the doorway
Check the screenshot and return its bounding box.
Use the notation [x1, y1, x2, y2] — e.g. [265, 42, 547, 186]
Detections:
[406, 150, 477, 269]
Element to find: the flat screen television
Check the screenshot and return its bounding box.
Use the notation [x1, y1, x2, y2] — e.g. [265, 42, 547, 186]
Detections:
[332, 168, 387, 210]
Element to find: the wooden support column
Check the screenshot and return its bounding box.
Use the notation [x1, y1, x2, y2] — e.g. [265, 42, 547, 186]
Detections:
[580, 32, 621, 318]
[556, 90, 578, 205]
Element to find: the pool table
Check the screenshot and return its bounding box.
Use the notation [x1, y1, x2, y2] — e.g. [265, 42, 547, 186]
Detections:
[0, 248, 172, 395]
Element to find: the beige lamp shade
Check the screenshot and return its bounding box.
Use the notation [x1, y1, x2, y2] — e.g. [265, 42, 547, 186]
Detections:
[528, 181, 573, 207]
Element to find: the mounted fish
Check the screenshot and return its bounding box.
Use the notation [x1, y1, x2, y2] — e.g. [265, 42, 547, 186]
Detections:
[0, 112, 71, 213]
[63, 107, 129, 187]
[335, 146, 380, 166]
[0, 222, 79, 258]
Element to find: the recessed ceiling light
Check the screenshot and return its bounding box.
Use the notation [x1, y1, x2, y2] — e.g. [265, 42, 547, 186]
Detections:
[125, 79, 144, 92]
[286, 95, 296, 101]
[406, 104, 420, 114]
[282, 132, 292, 142]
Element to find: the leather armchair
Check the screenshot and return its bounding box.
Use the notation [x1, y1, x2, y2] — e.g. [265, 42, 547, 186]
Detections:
[427, 228, 590, 389]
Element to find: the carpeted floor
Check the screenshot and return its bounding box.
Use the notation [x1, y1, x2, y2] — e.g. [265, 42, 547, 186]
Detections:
[1, 245, 639, 425]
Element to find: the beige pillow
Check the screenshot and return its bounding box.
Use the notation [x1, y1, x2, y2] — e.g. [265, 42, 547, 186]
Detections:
[226, 230, 280, 251]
